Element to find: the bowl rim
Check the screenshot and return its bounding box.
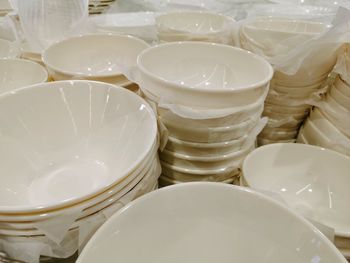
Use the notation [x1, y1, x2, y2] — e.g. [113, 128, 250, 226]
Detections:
[42, 33, 150, 78]
[167, 134, 247, 148]
[137, 41, 274, 93]
[0, 80, 158, 214]
[77, 182, 347, 263]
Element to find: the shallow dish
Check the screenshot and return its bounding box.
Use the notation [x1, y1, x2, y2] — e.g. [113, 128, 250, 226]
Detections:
[0, 80, 157, 213]
[243, 143, 350, 238]
[77, 183, 346, 263]
[137, 42, 273, 108]
[0, 59, 47, 94]
[43, 34, 149, 84]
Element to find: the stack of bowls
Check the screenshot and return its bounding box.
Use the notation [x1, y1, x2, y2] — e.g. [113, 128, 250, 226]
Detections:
[77, 183, 347, 263]
[242, 143, 350, 261]
[155, 11, 235, 44]
[298, 76, 350, 156]
[0, 80, 159, 262]
[42, 34, 150, 92]
[240, 17, 337, 145]
[137, 42, 273, 186]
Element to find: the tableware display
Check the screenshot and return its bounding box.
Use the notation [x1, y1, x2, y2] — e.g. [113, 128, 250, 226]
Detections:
[77, 183, 347, 263]
[137, 42, 271, 185]
[0, 80, 160, 262]
[0, 58, 48, 94]
[156, 11, 235, 44]
[43, 34, 149, 86]
[240, 17, 337, 145]
[242, 143, 350, 258]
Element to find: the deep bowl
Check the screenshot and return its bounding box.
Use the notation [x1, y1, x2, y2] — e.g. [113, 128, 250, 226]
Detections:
[0, 80, 157, 213]
[243, 143, 350, 238]
[77, 183, 346, 263]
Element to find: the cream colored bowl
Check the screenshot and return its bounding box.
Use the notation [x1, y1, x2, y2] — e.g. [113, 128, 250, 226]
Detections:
[0, 80, 157, 213]
[243, 143, 350, 238]
[42, 34, 149, 83]
[0, 59, 47, 94]
[156, 11, 234, 43]
[77, 183, 347, 263]
[137, 42, 273, 108]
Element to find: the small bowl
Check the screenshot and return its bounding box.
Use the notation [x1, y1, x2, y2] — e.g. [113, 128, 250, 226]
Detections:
[259, 128, 298, 140]
[165, 134, 250, 157]
[161, 161, 239, 182]
[160, 144, 254, 171]
[42, 34, 149, 84]
[0, 80, 157, 213]
[158, 174, 235, 186]
[77, 183, 347, 263]
[0, 59, 48, 94]
[0, 39, 18, 58]
[156, 11, 234, 44]
[257, 137, 295, 146]
[329, 86, 350, 111]
[243, 143, 350, 238]
[161, 113, 260, 143]
[263, 109, 308, 120]
[264, 102, 310, 115]
[137, 42, 273, 108]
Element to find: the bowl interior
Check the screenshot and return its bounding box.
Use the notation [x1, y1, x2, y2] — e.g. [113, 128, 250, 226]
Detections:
[156, 12, 231, 34]
[43, 34, 149, 77]
[0, 81, 157, 212]
[243, 143, 350, 237]
[78, 183, 345, 263]
[0, 59, 47, 93]
[138, 42, 272, 91]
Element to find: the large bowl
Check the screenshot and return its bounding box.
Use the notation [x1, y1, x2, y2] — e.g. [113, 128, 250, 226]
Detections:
[0, 58, 48, 94]
[243, 143, 350, 238]
[0, 80, 157, 213]
[156, 11, 234, 43]
[42, 34, 149, 83]
[77, 183, 346, 263]
[137, 42, 273, 108]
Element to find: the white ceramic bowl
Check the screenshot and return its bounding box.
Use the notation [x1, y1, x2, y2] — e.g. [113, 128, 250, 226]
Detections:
[137, 42, 273, 108]
[162, 114, 260, 143]
[0, 59, 47, 94]
[241, 17, 335, 83]
[160, 143, 254, 171]
[259, 128, 298, 140]
[165, 134, 250, 157]
[42, 34, 149, 83]
[257, 137, 295, 146]
[263, 109, 308, 120]
[158, 175, 235, 186]
[243, 143, 350, 238]
[156, 12, 234, 43]
[0, 80, 157, 213]
[77, 183, 346, 263]
[264, 102, 310, 115]
[0, 39, 18, 58]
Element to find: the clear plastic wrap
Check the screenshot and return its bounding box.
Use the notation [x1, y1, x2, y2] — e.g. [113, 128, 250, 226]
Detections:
[16, 0, 89, 52]
[0, 157, 161, 263]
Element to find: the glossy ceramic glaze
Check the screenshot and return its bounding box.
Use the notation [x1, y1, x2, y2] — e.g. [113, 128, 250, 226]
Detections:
[243, 143, 350, 238]
[0, 80, 157, 213]
[77, 183, 346, 263]
[137, 42, 273, 108]
[42, 34, 149, 82]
